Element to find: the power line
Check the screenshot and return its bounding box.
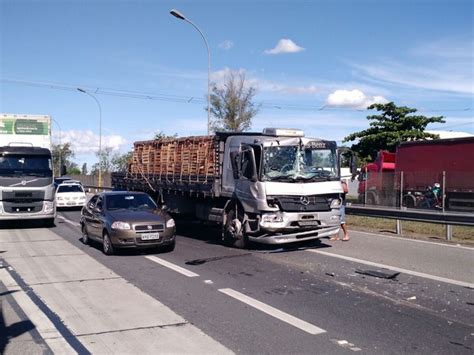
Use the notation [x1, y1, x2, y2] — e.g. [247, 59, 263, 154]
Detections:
[2, 78, 473, 113]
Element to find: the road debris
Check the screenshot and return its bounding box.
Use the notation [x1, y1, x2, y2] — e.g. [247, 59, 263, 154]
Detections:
[355, 269, 400, 280]
[185, 253, 251, 265]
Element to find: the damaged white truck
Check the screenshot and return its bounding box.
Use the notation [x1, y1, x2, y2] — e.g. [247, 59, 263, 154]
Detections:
[112, 128, 345, 248]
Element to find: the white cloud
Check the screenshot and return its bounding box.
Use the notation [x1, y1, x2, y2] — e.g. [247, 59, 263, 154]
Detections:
[352, 38, 474, 95]
[264, 39, 305, 55]
[58, 130, 127, 154]
[219, 40, 234, 50]
[325, 89, 388, 109]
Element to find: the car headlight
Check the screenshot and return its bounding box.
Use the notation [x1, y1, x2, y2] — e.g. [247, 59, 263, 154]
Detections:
[57, 196, 63, 200]
[166, 218, 175, 228]
[330, 198, 342, 208]
[111, 221, 131, 230]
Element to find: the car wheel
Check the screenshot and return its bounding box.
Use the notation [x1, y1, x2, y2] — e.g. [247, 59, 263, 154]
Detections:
[103, 231, 114, 255]
[161, 240, 176, 253]
[81, 224, 89, 245]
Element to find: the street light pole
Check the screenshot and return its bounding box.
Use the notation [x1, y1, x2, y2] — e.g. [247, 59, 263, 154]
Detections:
[170, 9, 211, 135]
[50, 118, 62, 176]
[77, 88, 103, 188]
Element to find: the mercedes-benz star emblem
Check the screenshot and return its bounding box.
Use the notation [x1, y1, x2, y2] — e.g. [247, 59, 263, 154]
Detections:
[147, 225, 153, 230]
[300, 196, 310, 206]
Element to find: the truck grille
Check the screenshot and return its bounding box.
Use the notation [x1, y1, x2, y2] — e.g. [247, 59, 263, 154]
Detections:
[270, 195, 332, 212]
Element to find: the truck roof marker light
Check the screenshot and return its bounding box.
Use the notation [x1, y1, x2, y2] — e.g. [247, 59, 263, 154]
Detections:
[262, 128, 305, 137]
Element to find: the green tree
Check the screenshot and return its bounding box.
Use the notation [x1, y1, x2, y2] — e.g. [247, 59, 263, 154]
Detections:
[52, 143, 77, 176]
[67, 166, 81, 175]
[343, 102, 445, 161]
[111, 151, 132, 172]
[154, 131, 178, 140]
[90, 147, 113, 175]
[81, 162, 88, 175]
[210, 71, 260, 132]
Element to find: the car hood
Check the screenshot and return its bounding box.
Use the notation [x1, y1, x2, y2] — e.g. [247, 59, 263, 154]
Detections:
[107, 209, 168, 223]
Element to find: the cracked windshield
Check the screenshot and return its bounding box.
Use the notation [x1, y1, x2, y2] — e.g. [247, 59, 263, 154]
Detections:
[263, 142, 337, 182]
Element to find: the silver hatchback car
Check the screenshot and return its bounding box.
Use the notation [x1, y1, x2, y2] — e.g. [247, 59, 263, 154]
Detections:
[80, 191, 176, 255]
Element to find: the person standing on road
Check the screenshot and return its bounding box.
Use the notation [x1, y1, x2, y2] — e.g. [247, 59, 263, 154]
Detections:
[330, 180, 350, 241]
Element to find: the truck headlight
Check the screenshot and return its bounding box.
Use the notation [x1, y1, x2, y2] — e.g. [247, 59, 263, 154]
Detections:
[166, 219, 175, 228]
[262, 214, 284, 223]
[57, 197, 63, 200]
[43, 201, 55, 213]
[111, 221, 131, 230]
[330, 198, 342, 208]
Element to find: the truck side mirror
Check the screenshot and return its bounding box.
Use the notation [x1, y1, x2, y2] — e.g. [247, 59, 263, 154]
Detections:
[60, 165, 67, 176]
[350, 155, 358, 176]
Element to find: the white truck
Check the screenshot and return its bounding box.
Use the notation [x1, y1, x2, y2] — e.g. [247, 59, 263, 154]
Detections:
[112, 128, 344, 248]
[0, 114, 58, 226]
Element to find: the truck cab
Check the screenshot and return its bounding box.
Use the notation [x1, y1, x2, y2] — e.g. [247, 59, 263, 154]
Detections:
[219, 128, 343, 246]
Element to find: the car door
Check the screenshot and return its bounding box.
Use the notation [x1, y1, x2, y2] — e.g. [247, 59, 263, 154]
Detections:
[89, 196, 105, 239]
[82, 195, 99, 239]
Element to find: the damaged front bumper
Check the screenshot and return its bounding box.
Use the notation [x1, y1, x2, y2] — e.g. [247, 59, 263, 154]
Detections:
[249, 210, 341, 244]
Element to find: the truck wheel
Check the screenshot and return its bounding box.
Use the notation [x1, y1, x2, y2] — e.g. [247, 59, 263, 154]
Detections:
[43, 218, 55, 228]
[103, 231, 115, 255]
[223, 206, 248, 249]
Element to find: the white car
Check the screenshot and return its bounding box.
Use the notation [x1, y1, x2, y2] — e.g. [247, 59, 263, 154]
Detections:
[56, 183, 87, 208]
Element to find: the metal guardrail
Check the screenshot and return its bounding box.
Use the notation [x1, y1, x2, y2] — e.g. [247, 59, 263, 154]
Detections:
[346, 204, 474, 240]
[346, 205, 474, 226]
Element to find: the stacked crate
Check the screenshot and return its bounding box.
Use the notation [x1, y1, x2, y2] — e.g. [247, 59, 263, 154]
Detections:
[129, 136, 217, 181]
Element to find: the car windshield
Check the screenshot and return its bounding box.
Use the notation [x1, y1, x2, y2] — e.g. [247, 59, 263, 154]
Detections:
[262, 142, 338, 182]
[57, 185, 84, 193]
[106, 194, 158, 211]
[0, 154, 52, 177]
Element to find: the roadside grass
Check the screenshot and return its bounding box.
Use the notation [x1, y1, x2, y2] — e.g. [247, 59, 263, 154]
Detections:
[346, 215, 474, 246]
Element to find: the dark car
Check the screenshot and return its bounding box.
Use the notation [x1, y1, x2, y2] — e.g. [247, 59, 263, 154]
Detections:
[80, 191, 176, 255]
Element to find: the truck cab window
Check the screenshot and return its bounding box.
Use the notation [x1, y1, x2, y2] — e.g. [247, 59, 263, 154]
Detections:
[241, 150, 253, 180]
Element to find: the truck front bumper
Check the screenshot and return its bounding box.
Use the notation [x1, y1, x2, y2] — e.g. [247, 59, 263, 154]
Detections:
[0, 201, 56, 221]
[250, 210, 341, 244]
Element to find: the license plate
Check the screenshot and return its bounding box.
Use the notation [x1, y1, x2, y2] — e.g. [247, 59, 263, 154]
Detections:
[141, 233, 160, 240]
[299, 221, 319, 226]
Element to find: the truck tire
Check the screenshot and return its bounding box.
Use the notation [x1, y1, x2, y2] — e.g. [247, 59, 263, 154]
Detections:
[43, 218, 55, 228]
[223, 205, 248, 249]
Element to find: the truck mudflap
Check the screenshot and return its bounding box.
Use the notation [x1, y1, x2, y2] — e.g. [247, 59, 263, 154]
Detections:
[248, 225, 340, 245]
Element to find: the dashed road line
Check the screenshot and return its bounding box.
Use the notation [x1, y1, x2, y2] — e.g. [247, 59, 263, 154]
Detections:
[145, 255, 200, 277]
[309, 250, 474, 288]
[56, 215, 80, 227]
[218, 288, 326, 335]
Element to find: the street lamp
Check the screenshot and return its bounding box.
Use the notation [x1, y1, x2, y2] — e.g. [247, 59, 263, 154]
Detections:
[51, 118, 62, 175]
[77, 88, 103, 188]
[170, 9, 211, 135]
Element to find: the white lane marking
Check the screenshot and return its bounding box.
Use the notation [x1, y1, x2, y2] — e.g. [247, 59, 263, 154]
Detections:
[0, 268, 76, 353]
[218, 288, 326, 335]
[352, 230, 474, 250]
[56, 215, 80, 227]
[145, 256, 199, 278]
[310, 250, 474, 288]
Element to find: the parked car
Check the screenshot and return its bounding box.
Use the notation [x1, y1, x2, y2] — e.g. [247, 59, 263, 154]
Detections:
[56, 182, 87, 208]
[80, 191, 176, 255]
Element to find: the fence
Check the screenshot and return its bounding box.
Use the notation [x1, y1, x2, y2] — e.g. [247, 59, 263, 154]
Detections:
[358, 170, 474, 213]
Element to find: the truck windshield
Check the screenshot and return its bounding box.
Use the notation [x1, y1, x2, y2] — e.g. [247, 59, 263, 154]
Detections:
[262, 143, 338, 182]
[0, 155, 53, 177]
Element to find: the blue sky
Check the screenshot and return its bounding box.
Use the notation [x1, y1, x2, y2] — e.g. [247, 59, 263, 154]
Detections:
[1, 0, 473, 169]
